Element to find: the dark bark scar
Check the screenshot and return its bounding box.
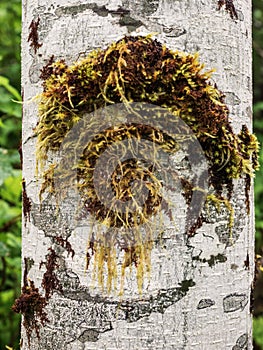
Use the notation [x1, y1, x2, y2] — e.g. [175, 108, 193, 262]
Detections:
[28, 17, 43, 53]
[22, 178, 32, 224]
[218, 0, 238, 20]
[244, 252, 249, 270]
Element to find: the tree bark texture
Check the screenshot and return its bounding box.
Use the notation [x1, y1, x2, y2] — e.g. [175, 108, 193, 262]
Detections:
[21, 0, 253, 349]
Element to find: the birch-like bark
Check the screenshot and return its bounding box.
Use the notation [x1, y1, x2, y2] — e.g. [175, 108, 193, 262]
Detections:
[21, 0, 253, 349]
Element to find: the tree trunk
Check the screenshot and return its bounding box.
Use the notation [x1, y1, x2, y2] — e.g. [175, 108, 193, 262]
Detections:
[21, 0, 255, 349]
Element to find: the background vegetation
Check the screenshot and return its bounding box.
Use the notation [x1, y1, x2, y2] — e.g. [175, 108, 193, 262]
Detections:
[0, 0, 262, 348]
[0, 0, 22, 348]
[0, 0, 21, 350]
[253, 0, 263, 347]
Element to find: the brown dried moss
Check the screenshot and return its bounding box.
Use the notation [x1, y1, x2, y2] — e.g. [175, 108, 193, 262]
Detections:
[218, 0, 238, 20]
[12, 258, 48, 346]
[40, 248, 62, 299]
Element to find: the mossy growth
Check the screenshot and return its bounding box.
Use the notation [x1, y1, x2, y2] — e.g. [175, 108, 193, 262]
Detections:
[35, 35, 259, 294]
[12, 258, 48, 346]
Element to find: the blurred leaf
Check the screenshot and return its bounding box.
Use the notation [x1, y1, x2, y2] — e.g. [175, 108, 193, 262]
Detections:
[254, 316, 263, 348]
[0, 118, 21, 148]
[0, 88, 22, 117]
[254, 102, 263, 113]
[0, 173, 22, 205]
[0, 200, 21, 228]
[0, 241, 9, 257]
[0, 149, 20, 186]
[0, 289, 14, 304]
[0, 76, 21, 101]
[5, 233, 21, 251]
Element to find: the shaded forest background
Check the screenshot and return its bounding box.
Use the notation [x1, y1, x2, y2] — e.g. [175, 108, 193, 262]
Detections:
[0, 1, 263, 348]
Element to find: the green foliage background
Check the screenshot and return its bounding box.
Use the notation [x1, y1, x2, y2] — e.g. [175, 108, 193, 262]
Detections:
[0, 0, 262, 348]
[253, 0, 263, 347]
[0, 0, 22, 348]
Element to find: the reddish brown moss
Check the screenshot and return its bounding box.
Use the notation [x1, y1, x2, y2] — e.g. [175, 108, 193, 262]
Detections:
[55, 236, 75, 258]
[12, 258, 48, 346]
[28, 17, 42, 54]
[218, 0, 238, 19]
[40, 248, 62, 299]
[85, 233, 95, 271]
[39, 55, 55, 81]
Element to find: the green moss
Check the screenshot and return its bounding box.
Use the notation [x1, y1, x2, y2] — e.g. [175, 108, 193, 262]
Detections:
[35, 35, 259, 293]
[206, 193, 235, 237]
[36, 35, 259, 182]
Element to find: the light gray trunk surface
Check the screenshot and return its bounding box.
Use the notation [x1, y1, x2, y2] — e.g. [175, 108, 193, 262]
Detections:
[21, 0, 253, 349]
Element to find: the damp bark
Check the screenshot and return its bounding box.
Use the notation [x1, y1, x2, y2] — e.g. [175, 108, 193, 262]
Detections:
[21, 0, 255, 349]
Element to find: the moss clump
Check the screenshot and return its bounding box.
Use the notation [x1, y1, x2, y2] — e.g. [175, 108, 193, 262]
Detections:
[36, 35, 259, 185]
[77, 123, 167, 228]
[12, 280, 48, 345]
[40, 248, 62, 299]
[12, 258, 48, 346]
[35, 35, 259, 293]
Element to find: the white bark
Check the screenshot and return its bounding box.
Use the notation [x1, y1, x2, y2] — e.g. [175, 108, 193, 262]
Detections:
[21, 0, 254, 349]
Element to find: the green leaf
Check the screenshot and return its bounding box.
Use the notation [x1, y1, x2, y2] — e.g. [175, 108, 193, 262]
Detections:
[0, 149, 20, 185]
[254, 316, 263, 348]
[0, 86, 21, 118]
[0, 119, 21, 148]
[0, 76, 21, 101]
[0, 241, 9, 257]
[0, 200, 21, 228]
[5, 233, 21, 251]
[0, 289, 15, 304]
[0, 173, 22, 205]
